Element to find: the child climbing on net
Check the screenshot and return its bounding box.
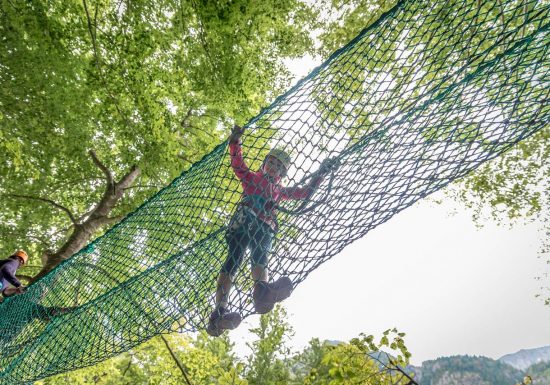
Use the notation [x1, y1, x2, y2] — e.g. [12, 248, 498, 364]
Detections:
[207, 124, 339, 336]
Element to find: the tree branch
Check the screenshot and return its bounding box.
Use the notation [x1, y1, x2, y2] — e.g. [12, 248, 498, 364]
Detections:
[387, 358, 418, 385]
[5, 0, 17, 11]
[186, 124, 217, 140]
[93, 0, 99, 39]
[161, 335, 194, 385]
[30, 160, 140, 283]
[122, 354, 133, 377]
[76, 207, 97, 223]
[6, 194, 77, 224]
[116, 165, 141, 190]
[177, 154, 194, 163]
[82, 0, 101, 62]
[189, 0, 217, 75]
[82, 0, 132, 129]
[89, 150, 114, 185]
[83, 0, 99, 62]
[180, 108, 194, 129]
[123, 184, 161, 190]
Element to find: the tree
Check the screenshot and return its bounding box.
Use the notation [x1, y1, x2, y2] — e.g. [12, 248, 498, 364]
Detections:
[0, 2, 320, 377]
[35, 304, 415, 385]
[245, 305, 293, 385]
[37, 332, 247, 385]
[287, 337, 327, 384]
[296, 329, 414, 385]
[0, 0, 318, 280]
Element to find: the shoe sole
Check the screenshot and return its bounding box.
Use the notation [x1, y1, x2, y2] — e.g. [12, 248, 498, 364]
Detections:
[207, 312, 242, 336]
[254, 277, 293, 313]
[218, 312, 242, 330]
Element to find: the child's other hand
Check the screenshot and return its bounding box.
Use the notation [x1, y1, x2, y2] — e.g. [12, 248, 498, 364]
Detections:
[229, 124, 245, 142]
[319, 157, 340, 173]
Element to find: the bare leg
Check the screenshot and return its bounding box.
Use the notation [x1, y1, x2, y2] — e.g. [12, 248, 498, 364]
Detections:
[215, 271, 233, 309]
[208, 272, 242, 336]
[251, 264, 268, 283]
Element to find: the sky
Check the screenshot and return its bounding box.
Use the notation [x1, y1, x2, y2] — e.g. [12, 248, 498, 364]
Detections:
[229, 190, 549, 365]
[225, 56, 550, 366]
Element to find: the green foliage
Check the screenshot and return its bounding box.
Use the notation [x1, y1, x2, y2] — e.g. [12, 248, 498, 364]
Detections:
[300, 329, 413, 384]
[0, 0, 322, 371]
[37, 332, 246, 385]
[448, 128, 549, 224]
[315, 0, 548, 224]
[0, 0, 317, 271]
[0, 0, 546, 380]
[316, 0, 398, 58]
[245, 305, 293, 385]
[33, 316, 550, 385]
[287, 338, 327, 384]
[35, 305, 415, 385]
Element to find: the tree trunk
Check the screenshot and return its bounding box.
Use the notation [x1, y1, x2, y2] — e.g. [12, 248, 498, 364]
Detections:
[29, 152, 140, 283]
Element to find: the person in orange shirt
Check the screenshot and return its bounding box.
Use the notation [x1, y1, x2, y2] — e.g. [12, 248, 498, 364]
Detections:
[0, 250, 29, 297]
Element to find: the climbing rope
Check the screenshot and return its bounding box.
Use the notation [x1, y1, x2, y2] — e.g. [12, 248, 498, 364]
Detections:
[0, 0, 548, 383]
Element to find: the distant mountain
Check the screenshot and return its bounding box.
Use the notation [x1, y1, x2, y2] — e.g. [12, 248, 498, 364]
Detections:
[499, 346, 550, 371]
[407, 349, 550, 385]
[411, 355, 525, 385]
[297, 342, 550, 384]
[527, 361, 550, 385]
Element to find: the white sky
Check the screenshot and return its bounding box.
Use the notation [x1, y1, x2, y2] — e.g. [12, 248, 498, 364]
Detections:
[226, 56, 550, 366]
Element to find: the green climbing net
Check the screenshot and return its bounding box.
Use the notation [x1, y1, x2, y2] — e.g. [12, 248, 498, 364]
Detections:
[1, 0, 548, 383]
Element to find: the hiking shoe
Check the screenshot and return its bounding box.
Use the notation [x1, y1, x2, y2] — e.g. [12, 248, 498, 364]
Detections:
[206, 307, 242, 337]
[253, 276, 293, 314]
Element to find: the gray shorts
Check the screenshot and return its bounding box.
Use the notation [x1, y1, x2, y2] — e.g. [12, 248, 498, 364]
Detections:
[222, 207, 274, 275]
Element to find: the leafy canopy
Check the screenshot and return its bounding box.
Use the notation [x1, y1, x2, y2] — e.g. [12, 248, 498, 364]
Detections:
[0, 0, 317, 273]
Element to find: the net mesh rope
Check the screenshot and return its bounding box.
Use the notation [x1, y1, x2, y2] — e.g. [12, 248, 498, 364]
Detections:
[0, 0, 548, 382]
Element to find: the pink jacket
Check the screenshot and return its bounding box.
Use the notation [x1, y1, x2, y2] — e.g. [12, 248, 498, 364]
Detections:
[229, 140, 323, 230]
